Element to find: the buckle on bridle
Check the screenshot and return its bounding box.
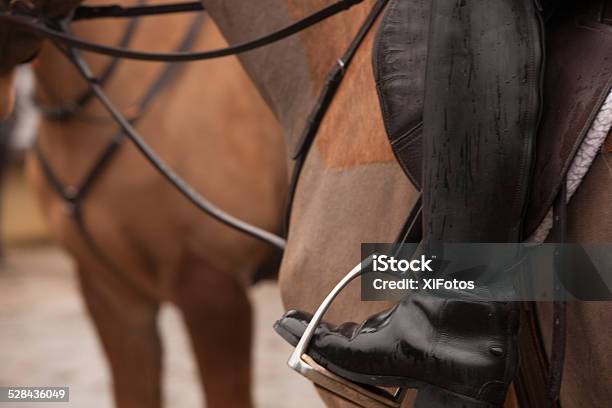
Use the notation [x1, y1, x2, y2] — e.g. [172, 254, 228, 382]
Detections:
[336, 58, 346, 74]
[286, 257, 408, 408]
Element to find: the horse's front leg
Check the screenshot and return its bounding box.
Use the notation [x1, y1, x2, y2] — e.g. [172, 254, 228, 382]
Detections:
[172, 252, 254, 408]
[77, 260, 163, 408]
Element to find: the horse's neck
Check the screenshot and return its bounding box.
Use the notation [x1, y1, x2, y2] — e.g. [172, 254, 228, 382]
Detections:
[33, 2, 185, 153]
[34, 21, 134, 117]
[32, 20, 135, 174]
[204, 0, 373, 150]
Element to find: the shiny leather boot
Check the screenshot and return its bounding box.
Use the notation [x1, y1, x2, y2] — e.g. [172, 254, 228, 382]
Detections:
[276, 0, 543, 406]
[275, 295, 520, 407]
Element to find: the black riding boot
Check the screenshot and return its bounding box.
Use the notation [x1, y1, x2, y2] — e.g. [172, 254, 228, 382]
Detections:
[275, 0, 543, 406]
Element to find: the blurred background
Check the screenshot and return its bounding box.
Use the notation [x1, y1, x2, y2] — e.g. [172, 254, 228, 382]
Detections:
[0, 68, 322, 408]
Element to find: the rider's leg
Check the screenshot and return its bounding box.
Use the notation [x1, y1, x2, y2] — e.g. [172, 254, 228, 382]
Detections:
[275, 0, 542, 406]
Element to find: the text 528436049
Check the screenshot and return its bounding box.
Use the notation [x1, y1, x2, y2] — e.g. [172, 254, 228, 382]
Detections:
[0, 387, 69, 402]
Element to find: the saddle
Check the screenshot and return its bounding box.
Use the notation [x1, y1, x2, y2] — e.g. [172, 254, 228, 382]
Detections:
[373, 0, 612, 239]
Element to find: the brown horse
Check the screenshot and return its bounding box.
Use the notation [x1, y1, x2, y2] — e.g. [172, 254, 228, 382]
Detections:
[1, 1, 610, 407]
[201, 0, 612, 407]
[3, 2, 286, 408]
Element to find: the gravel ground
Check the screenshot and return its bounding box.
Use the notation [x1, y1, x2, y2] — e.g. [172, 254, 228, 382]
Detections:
[0, 246, 323, 408]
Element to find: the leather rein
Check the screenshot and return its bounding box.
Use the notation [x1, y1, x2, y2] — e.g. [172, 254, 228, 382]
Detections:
[1, 0, 366, 61]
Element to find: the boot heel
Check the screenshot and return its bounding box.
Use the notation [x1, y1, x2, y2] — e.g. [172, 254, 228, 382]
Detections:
[415, 385, 497, 408]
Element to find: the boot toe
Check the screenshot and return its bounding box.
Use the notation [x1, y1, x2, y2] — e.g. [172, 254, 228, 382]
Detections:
[273, 309, 312, 346]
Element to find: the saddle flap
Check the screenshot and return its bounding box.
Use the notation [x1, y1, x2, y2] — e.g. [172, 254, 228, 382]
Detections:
[372, 0, 429, 189]
[524, 7, 612, 235]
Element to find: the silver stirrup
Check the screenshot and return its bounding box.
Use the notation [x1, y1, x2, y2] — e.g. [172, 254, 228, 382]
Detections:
[287, 256, 408, 408]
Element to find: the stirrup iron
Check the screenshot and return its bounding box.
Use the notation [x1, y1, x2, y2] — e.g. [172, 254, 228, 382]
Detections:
[286, 257, 408, 408]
